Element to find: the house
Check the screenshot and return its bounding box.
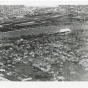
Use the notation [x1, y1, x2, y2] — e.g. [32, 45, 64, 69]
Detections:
[0, 43, 12, 49]
[59, 28, 71, 33]
[16, 15, 24, 19]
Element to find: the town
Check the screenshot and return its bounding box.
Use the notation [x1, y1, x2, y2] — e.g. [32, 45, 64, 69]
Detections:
[0, 5, 88, 81]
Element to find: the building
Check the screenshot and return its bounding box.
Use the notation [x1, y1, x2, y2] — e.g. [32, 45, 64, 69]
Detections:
[59, 28, 71, 33]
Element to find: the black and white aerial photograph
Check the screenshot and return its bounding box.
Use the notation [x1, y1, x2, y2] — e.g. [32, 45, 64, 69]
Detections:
[0, 0, 88, 84]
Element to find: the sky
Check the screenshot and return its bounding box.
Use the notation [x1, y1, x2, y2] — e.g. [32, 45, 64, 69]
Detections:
[0, 0, 88, 7]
